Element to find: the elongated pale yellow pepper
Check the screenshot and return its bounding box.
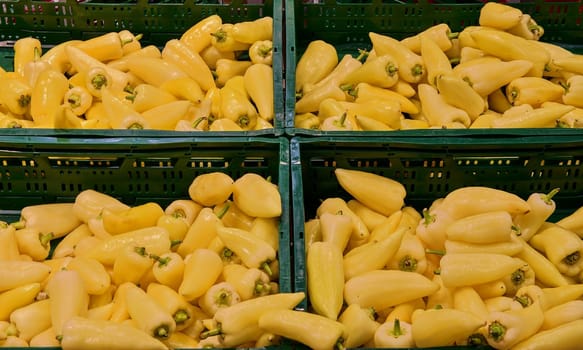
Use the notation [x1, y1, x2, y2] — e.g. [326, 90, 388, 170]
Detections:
[232, 173, 281, 218]
[101, 202, 164, 235]
[46, 269, 90, 338]
[178, 249, 223, 301]
[307, 241, 344, 320]
[0, 282, 41, 321]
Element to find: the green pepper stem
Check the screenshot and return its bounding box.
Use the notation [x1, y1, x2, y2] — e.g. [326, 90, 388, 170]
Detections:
[425, 249, 446, 256]
[170, 239, 182, 247]
[513, 294, 532, 308]
[563, 251, 580, 266]
[399, 255, 418, 272]
[39, 232, 54, 248]
[262, 261, 273, 276]
[543, 188, 560, 205]
[356, 48, 369, 62]
[153, 325, 170, 339]
[215, 203, 230, 219]
[174, 309, 190, 324]
[200, 325, 222, 339]
[18, 94, 31, 108]
[11, 220, 25, 230]
[488, 321, 507, 342]
[391, 318, 403, 337]
[448, 31, 460, 40]
[411, 64, 424, 77]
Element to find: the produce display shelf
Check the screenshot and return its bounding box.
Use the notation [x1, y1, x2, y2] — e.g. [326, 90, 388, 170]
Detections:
[0, 0, 285, 136]
[0, 135, 292, 350]
[290, 134, 583, 315]
[284, 0, 583, 136]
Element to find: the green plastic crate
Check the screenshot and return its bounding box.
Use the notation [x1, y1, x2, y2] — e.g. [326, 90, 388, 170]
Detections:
[0, 0, 284, 136]
[284, 0, 583, 136]
[0, 134, 291, 350]
[290, 134, 583, 327]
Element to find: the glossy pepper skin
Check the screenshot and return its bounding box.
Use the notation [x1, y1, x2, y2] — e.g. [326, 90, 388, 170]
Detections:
[46, 269, 90, 338]
[295, 40, 338, 94]
[483, 300, 544, 350]
[179, 248, 223, 301]
[479, 2, 523, 30]
[0, 282, 41, 321]
[217, 227, 276, 274]
[453, 58, 533, 97]
[0, 260, 50, 292]
[258, 309, 346, 350]
[369, 32, 425, 83]
[180, 14, 222, 54]
[244, 63, 274, 121]
[125, 283, 176, 340]
[506, 77, 564, 107]
[529, 223, 583, 277]
[344, 270, 438, 311]
[411, 308, 485, 348]
[307, 241, 344, 320]
[514, 188, 559, 241]
[61, 316, 168, 350]
[440, 253, 524, 288]
[418, 83, 471, 128]
[17, 203, 81, 240]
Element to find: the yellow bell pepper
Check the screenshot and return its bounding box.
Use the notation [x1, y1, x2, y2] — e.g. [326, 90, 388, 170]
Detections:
[209, 292, 304, 338]
[73, 189, 129, 224]
[436, 73, 486, 121]
[470, 29, 550, 77]
[561, 74, 583, 108]
[353, 82, 419, 114]
[507, 14, 544, 41]
[141, 100, 194, 131]
[126, 56, 188, 88]
[218, 84, 258, 130]
[552, 54, 583, 75]
[418, 83, 471, 127]
[118, 30, 142, 55]
[335, 168, 405, 216]
[74, 32, 124, 62]
[178, 248, 223, 301]
[307, 241, 344, 320]
[513, 188, 559, 241]
[530, 223, 583, 277]
[478, 2, 523, 30]
[304, 54, 362, 95]
[13, 228, 51, 261]
[64, 257, 111, 296]
[295, 40, 338, 93]
[13, 37, 41, 77]
[151, 252, 184, 291]
[161, 39, 216, 92]
[506, 76, 564, 107]
[111, 245, 153, 285]
[501, 259, 535, 296]
[232, 173, 281, 218]
[340, 54, 399, 90]
[244, 63, 273, 121]
[61, 316, 168, 350]
[420, 34, 453, 88]
[445, 210, 514, 244]
[454, 286, 489, 320]
[159, 77, 205, 105]
[0, 223, 19, 261]
[46, 269, 90, 338]
[181, 14, 223, 53]
[337, 305, 378, 348]
[210, 23, 251, 53]
[483, 300, 544, 349]
[232, 17, 272, 44]
[374, 317, 413, 348]
[164, 199, 202, 227]
[102, 202, 164, 235]
[14, 203, 81, 240]
[217, 227, 276, 275]
[453, 58, 533, 97]
[126, 83, 177, 113]
[249, 40, 273, 66]
[440, 253, 524, 288]
[66, 45, 129, 93]
[369, 32, 425, 83]
[9, 298, 51, 342]
[515, 238, 569, 287]
[343, 227, 406, 280]
[156, 214, 189, 244]
[177, 208, 222, 257]
[63, 86, 93, 116]
[317, 197, 369, 244]
[85, 226, 170, 266]
[0, 282, 40, 321]
[258, 309, 346, 350]
[0, 76, 32, 116]
[125, 283, 176, 340]
[29, 69, 68, 127]
[411, 308, 485, 348]
[222, 264, 270, 301]
[344, 270, 438, 311]
[188, 172, 234, 208]
[387, 231, 428, 275]
[491, 102, 574, 128]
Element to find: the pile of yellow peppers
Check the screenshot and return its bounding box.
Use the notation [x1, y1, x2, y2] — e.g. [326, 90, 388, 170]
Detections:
[0, 15, 275, 131]
[301, 168, 583, 349]
[294, 2, 583, 130]
[0, 171, 299, 349]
